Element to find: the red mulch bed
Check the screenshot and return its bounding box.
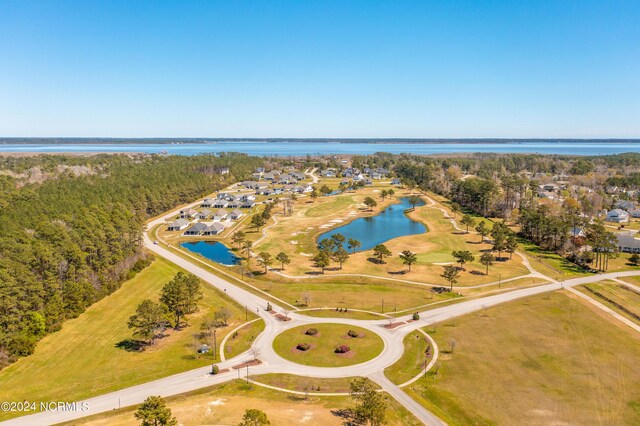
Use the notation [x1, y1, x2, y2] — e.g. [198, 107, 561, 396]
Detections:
[291, 343, 317, 354]
[232, 359, 262, 370]
[336, 350, 356, 359]
[383, 321, 407, 329]
[275, 314, 291, 321]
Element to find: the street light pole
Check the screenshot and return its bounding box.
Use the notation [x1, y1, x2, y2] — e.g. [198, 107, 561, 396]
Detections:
[213, 329, 217, 360]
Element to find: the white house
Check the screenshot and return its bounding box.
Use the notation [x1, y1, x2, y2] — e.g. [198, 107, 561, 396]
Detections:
[213, 200, 229, 209]
[179, 208, 197, 219]
[201, 198, 215, 208]
[606, 209, 630, 223]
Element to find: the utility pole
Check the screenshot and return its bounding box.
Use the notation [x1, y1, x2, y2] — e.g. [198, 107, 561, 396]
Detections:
[245, 305, 248, 321]
[381, 298, 384, 314]
[213, 329, 217, 360]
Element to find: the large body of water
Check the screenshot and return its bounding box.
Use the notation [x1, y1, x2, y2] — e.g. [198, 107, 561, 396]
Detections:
[1, 141, 640, 156]
[181, 241, 240, 266]
[318, 197, 427, 252]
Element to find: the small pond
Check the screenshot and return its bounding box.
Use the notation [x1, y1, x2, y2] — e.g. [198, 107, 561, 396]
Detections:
[181, 241, 241, 265]
[317, 197, 427, 251]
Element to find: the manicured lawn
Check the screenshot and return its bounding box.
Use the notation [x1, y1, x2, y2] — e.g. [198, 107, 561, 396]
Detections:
[0, 258, 258, 420]
[403, 292, 640, 425]
[63, 380, 420, 426]
[272, 324, 384, 367]
[222, 319, 266, 359]
[384, 330, 433, 384]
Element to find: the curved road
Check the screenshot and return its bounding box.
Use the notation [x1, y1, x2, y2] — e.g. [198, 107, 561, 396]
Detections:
[6, 198, 640, 426]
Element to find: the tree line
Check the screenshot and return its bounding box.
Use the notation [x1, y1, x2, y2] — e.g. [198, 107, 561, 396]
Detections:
[0, 153, 262, 367]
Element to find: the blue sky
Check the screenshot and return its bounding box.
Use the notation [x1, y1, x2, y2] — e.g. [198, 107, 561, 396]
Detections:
[0, 0, 639, 138]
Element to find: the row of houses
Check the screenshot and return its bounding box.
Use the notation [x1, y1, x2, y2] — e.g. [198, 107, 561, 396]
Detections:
[321, 166, 390, 180]
[252, 169, 306, 183]
[201, 196, 256, 209]
[178, 207, 244, 221]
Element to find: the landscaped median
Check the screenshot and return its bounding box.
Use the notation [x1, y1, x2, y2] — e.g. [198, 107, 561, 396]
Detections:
[272, 324, 384, 367]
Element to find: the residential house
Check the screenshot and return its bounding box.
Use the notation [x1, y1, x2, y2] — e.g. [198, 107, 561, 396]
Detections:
[227, 200, 240, 209]
[241, 200, 256, 209]
[391, 178, 402, 185]
[570, 227, 586, 238]
[240, 194, 256, 202]
[615, 200, 636, 211]
[179, 208, 197, 219]
[204, 223, 225, 235]
[183, 222, 208, 236]
[606, 209, 630, 223]
[196, 209, 212, 220]
[201, 198, 215, 208]
[213, 209, 228, 221]
[616, 232, 640, 253]
[167, 219, 189, 231]
[230, 209, 244, 220]
[217, 192, 233, 200]
[213, 200, 229, 209]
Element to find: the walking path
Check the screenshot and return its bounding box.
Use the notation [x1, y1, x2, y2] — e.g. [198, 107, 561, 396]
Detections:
[7, 194, 640, 426]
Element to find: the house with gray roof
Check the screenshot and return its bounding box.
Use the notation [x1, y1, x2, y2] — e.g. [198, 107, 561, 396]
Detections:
[606, 209, 630, 223]
[230, 209, 244, 220]
[617, 232, 640, 253]
[183, 222, 208, 236]
[196, 209, 212, 220]
[204, 222, 225, 235]
[213, 209, 228, 221]
[167, 219, 189, 231]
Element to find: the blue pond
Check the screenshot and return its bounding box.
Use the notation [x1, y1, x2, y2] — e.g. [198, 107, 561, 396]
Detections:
[318, 197, 427, 251]
[181, 241, 241, 265]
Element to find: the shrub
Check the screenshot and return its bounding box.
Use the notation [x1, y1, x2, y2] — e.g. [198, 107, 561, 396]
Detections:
[297, 343, 311, 351]
[347, 329, 359, 338]
[305, 328, 319, 336]
[334, 344, 350, 353]
[211, 364, 219, 375]
[266, 303, 272, 311]
[412, 312, 420, 320]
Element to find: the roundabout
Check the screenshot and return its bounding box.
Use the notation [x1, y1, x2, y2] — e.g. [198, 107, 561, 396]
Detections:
[271, 323, 385, 367]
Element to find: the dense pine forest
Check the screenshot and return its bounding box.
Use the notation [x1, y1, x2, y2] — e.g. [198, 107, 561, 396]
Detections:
[0, 153, 262, 367]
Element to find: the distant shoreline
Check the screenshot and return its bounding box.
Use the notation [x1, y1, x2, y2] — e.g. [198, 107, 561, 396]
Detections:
[1, 138, 640, 145]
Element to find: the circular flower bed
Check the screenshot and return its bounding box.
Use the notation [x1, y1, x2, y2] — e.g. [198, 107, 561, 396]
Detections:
[297, 343, 311, 351]
[334, 344, 351, 354]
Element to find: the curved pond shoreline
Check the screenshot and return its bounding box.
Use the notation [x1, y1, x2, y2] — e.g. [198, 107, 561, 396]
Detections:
[318, 197, 427, 252]
[180, 241, 240, 266]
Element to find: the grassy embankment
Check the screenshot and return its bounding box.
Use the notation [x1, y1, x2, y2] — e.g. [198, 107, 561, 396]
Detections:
[0, 258, 259, 420]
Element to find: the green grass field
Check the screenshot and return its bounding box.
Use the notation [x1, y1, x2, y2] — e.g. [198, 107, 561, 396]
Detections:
[272, 323, 384, 367]
[403, 292, 640, 425]
[0, 258, 258, 420]
[222, 319, 266, 359]
[384, 330, 433, 384]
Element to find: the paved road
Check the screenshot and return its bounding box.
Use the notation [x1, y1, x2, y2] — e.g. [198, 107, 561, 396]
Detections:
[7, 196, 640, 426]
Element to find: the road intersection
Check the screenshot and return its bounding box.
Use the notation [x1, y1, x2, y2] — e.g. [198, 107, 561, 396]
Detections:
[5, 197, 640, 426]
